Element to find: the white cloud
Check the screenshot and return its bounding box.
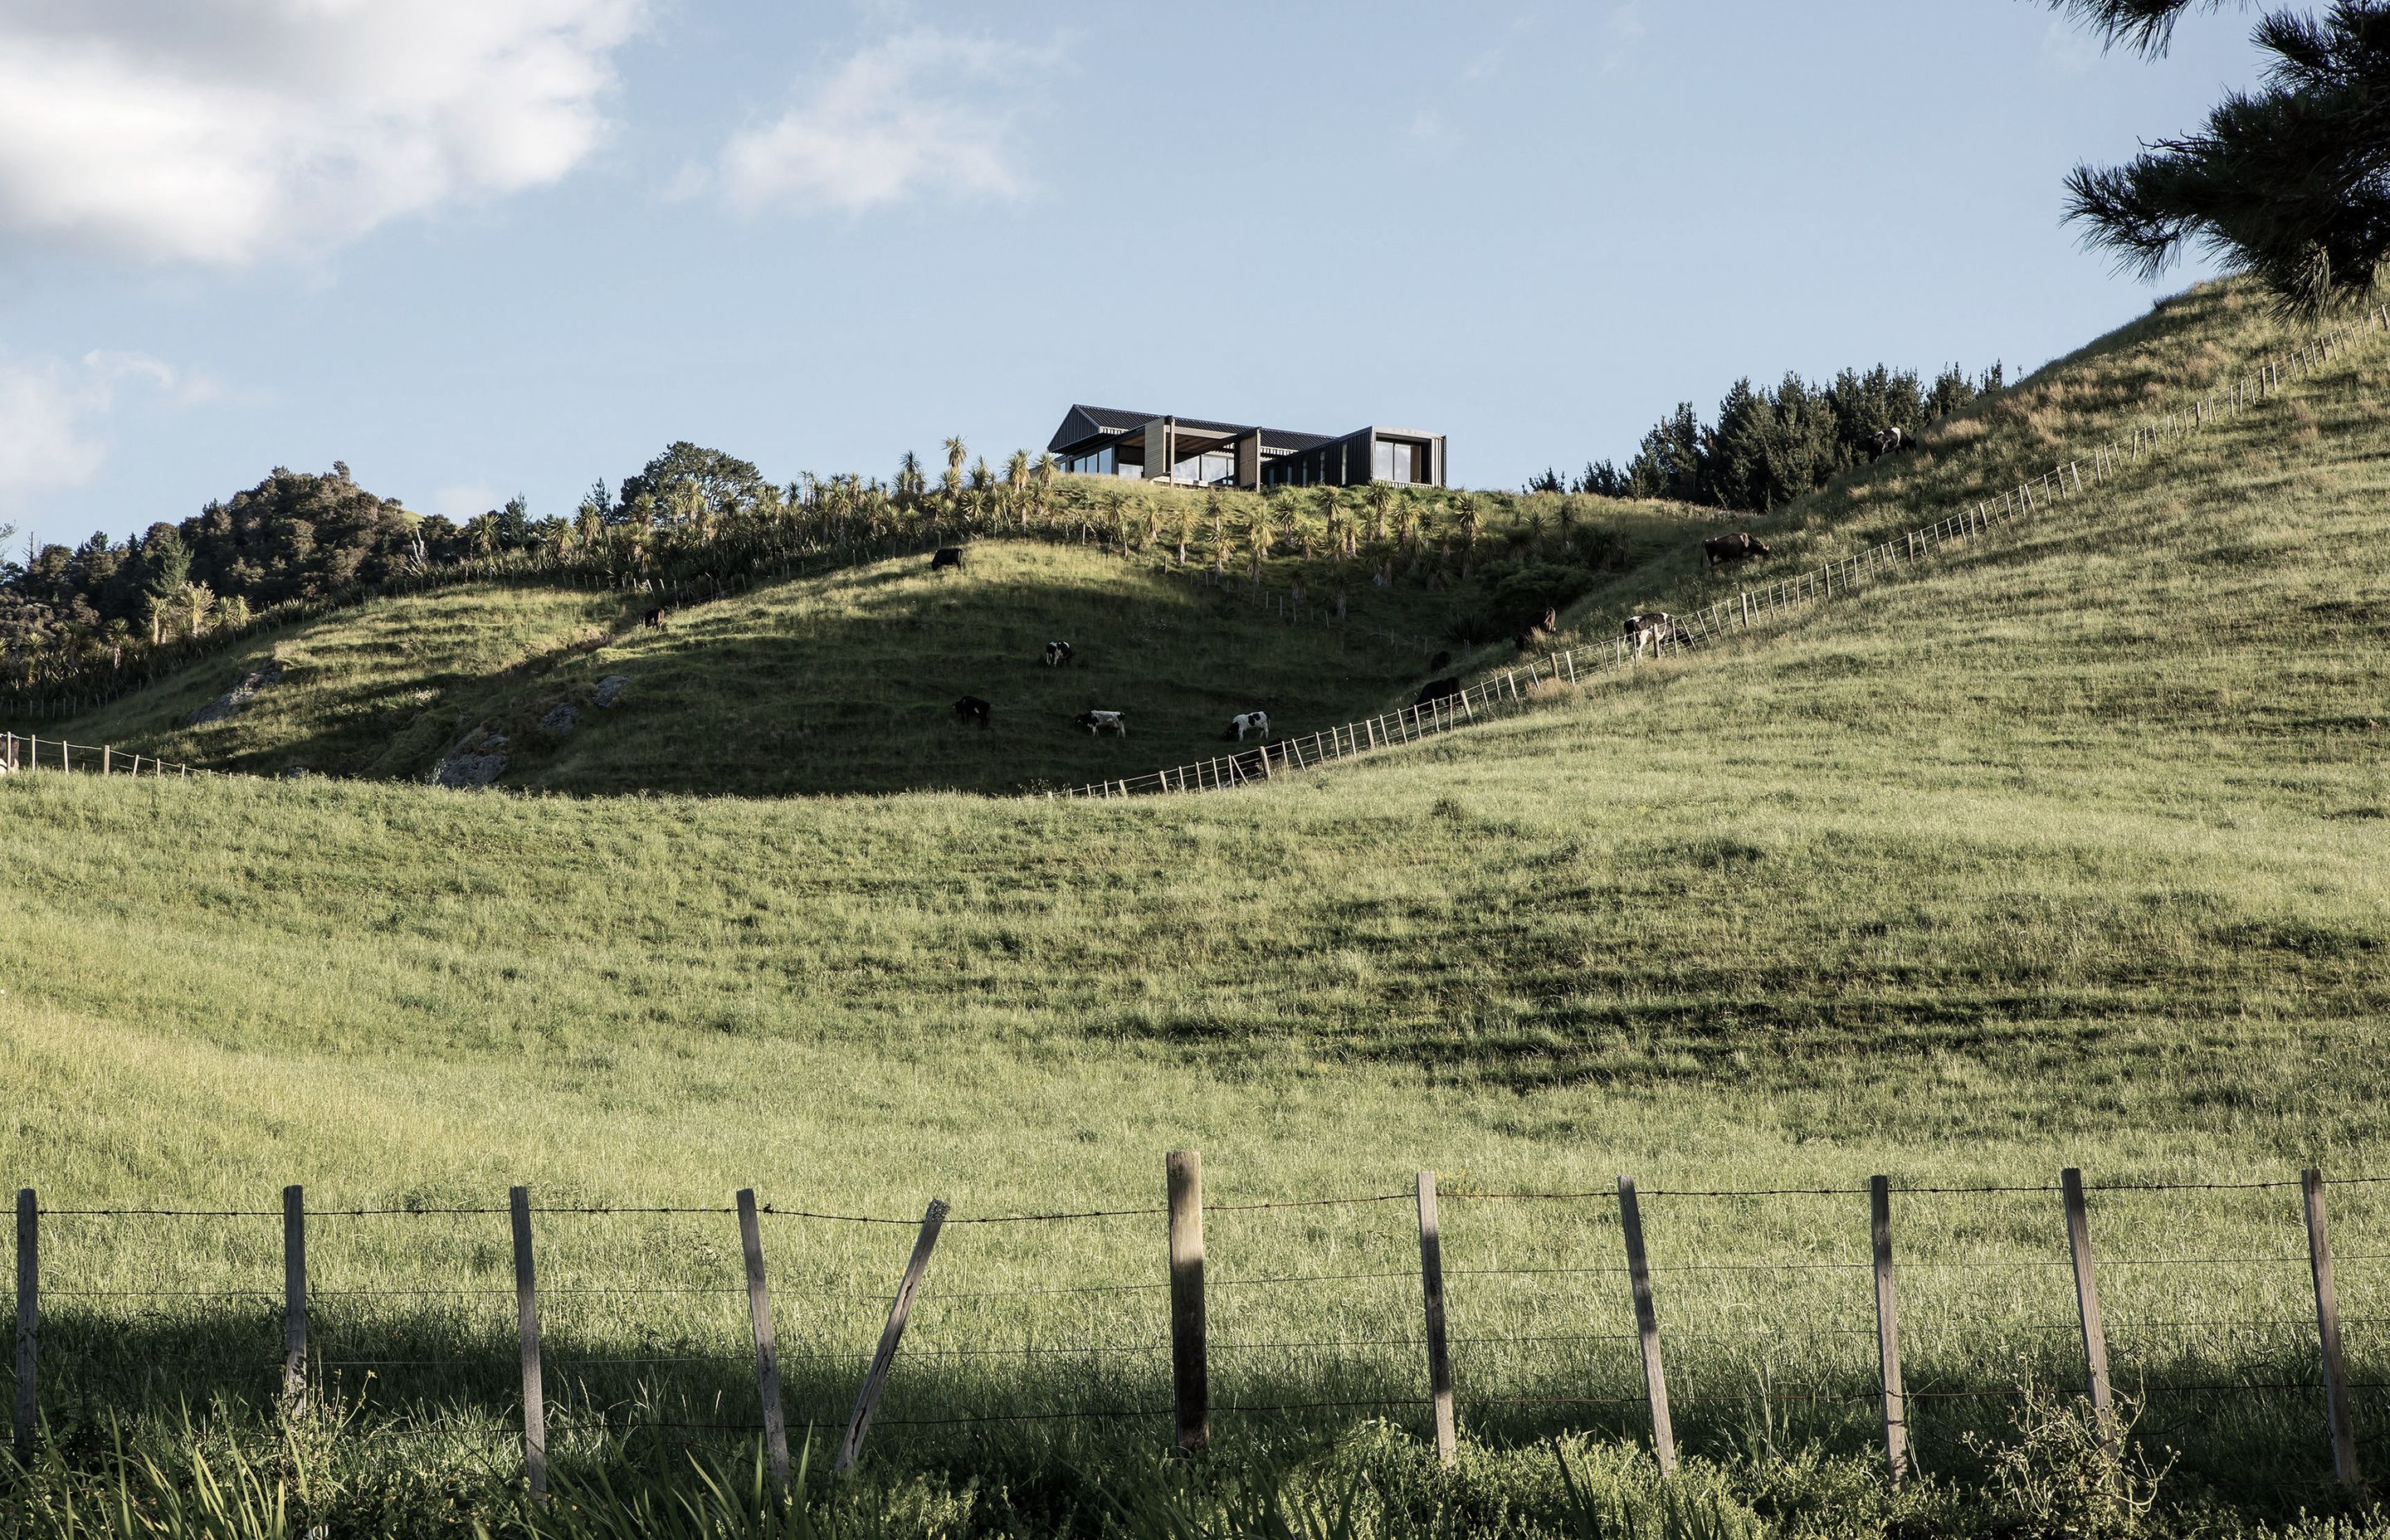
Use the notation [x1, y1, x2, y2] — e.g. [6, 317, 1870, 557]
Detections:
[0, 349, 195, 514]
[0, 0, 646, 266]
[712, 27, 1061, 213]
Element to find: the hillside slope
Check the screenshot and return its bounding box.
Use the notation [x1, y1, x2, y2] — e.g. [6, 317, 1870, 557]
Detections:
[2, 281, 2386, 1504]
[51, 544, 1451, 794]
[5, 282, 2383, 1174]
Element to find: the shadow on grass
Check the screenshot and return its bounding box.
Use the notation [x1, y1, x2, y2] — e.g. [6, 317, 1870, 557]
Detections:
[12, 1304, 2370, 1513]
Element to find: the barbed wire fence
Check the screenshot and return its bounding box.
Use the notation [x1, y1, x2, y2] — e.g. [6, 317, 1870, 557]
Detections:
[9, 1157, 2389, 1499]
[1059, 302, 2390, 800]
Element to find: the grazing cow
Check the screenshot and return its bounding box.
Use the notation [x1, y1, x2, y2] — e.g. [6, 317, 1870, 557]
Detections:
[1704, 533, 1772, 568]
[930, 546, 965, 572]
[641, 606, 667, 630]
[1044, 641, 1074, 667]
[1415, 676, 1462, 707]
[1227, 710, 1270, 742]
[1624, 612, 1682, 657]
[1427, 650, 1452, 673]
[954, 694, 991, 729]
[1075, 709, 1128, 736]
[1864, 427, 1910, 463]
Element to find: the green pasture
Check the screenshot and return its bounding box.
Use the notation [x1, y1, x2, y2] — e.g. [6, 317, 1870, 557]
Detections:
[2, 280, 2388, 1534]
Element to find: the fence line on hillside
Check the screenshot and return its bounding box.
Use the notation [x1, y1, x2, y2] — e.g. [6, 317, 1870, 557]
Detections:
[0, 731, 202, 780]
[1060, 303, 2390, 800]
[8, 1157, 2388, 1494]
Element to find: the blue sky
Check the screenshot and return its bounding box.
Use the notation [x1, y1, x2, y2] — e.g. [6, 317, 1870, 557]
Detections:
[0, 1, 2272, 554]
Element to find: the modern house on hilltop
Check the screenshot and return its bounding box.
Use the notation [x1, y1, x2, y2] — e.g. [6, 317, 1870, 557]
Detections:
[1047, 406, 1446, 491]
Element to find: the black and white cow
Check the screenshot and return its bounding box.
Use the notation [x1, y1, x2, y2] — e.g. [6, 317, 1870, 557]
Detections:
[954, 695, 991, 729]
[1044, 641, 1074, 666]
[930, 546, 965, 572]
[1624, 612, 1683, 657]
[1075, 709, 1128, 736]
[1864, 427, 1911, 463]
[1228, 710, 1270, 742]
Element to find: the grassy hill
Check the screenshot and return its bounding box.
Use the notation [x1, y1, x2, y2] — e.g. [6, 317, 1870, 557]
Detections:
[4, 280, 2388, 1534]
[45, 503, 1718, 795]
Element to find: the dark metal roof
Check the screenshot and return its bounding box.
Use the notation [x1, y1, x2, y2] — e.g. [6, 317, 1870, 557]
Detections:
[1049, 404, 1334, 456]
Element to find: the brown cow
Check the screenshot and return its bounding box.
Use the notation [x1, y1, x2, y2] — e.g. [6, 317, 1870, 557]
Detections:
[1704, 533, 1771, 568]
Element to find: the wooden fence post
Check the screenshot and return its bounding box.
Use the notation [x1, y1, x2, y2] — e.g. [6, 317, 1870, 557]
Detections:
[1870, 1177, 1908, 1485]
[13, 1189, 33, 1459]
[1616, 1176, 1675, 1473]
[2060, 1168, 2117, 1459]
[1415, 1172, 1456, 1466]
[837, 1199, 947, 1475]
[736, 1190, 793, 1494]
[283, 1185, 308, 1411]
[2301, 1169, 2360, 1488]
[1168, 1151, 1210, 1453]
[510, 1186, 548, 1501]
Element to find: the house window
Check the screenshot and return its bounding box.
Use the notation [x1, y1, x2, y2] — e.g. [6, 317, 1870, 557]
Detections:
[1373, 440, 1420, 484]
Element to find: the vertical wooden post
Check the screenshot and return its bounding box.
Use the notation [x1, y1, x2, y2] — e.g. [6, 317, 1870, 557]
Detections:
[2302, 1169, 2361, 1487]
[1415, 1172, 1457, 1466]
[1870, 1177, 1908, 1485]
[510, 1186, 547, 1501]
[1168, 1151, 1209, 1454]
[2060, 1168, 2117, 1457]
[282, 1185, 308, 1410]
[13, 1189, 33, 1459]
[736, 1190, 793, 1494]
[1616, 1176, 1675, 1473]
[837, 1199, 947, 1474]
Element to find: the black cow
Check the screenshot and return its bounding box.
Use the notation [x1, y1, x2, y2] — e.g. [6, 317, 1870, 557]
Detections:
[954, 695, 991, 729]
[1704, 533, 1772, 568]
[930, 546, 965, 572]
[1044, 641, 1073, 666]
[1415, 676, 1462, 707]
[641, 606, 668, 630]
[1864, 428, 1911, 463]
[1427, 650, 1452, 673]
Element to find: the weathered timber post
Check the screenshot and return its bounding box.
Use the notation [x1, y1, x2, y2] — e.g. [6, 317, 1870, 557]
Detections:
[2060, 1168, 2117, 1460]
[510, 1186, 548, 1501]
[13, 1190, 33, 1459]
[1416, 1172, 1456, 1466]
[1870, 1177, 1908, 1485]
[283, 1185, 308, 1410]
[2302, 1170, 2360, 1488]
[1168, 1152, 1209, 1453]
[837, 1199, 947, 1474]
[736, 1189, 793, 1494]
[1617, 1176, 1675, 1473]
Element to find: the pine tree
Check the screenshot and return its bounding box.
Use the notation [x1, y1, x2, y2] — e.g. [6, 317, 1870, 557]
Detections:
[2051, 0, 2390, 311]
